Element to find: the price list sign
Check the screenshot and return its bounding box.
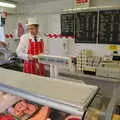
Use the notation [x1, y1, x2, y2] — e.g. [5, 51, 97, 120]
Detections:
[75, 12, 97, 43]
[99, 10, 120, 44]
[61, 14, 75, 36]
[75, 0, 90, 7]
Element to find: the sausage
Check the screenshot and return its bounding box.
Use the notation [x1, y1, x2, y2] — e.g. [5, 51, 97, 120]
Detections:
[15, 101, 27, 111]
[13, 109, 24, 117]
[29, 106, 51, 120]
[25, 104, 37, 115]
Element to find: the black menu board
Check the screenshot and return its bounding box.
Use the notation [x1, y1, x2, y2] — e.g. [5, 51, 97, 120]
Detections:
[99, 10, 120, 44]
[61, 14, 74, 36]
[75, 12, 97, 43]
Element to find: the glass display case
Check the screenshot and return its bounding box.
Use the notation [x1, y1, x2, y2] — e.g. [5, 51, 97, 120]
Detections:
[0, 68, 118, 120]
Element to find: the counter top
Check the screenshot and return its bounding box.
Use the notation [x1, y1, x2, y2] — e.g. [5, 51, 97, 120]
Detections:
[59, 70, 120, 83]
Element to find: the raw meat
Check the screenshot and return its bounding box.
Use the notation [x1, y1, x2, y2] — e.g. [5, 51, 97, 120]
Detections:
[29, 106, 50, 120]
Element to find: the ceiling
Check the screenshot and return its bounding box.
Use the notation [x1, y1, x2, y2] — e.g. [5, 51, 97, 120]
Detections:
[7, 0, 59, 4]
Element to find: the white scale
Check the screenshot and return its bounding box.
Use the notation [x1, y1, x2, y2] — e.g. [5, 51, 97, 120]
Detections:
[33, 54, 72, 78]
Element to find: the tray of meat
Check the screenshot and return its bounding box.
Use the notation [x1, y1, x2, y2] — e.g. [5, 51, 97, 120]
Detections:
[6, 100, 40, 120]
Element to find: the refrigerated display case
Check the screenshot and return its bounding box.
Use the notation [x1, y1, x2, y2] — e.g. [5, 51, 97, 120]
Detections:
[0, 67, 99, 118]
[0, 67, 117, 120]
[84, 86, 120, 120]
[105, 86, 120, 120]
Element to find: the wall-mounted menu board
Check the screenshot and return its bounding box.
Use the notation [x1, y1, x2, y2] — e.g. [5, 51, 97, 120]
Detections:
[61, 14, 74, 36]
[75, 12, 97, 43]
[99, 10, 120, 44]
[61, 9, 120, 44]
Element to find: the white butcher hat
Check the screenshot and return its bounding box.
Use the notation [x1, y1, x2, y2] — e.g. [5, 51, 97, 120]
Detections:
[26, 17, 39, 25]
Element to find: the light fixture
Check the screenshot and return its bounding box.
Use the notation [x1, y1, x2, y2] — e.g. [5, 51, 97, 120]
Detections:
[0, 1, 16, 8]
[62, 7, 89, 12]
[62, 5, 120, 12]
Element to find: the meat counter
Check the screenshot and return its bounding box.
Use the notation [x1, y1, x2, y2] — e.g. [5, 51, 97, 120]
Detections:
[0, 68, 114, 120]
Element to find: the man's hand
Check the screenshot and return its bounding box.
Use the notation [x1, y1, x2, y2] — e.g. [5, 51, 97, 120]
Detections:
[0, 41, 7, 47]
[28, 54, 33, 60]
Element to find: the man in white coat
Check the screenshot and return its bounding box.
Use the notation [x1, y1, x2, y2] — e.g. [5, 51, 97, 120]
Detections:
[16, 18, 47, 76]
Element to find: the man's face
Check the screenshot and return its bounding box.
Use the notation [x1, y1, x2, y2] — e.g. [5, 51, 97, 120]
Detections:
[28, 24, 39, 36]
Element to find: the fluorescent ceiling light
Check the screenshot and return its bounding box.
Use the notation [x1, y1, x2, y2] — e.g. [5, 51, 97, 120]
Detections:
[0, 1, 16, 8]
[63, 7, 89, 12]
[62, 5, 120, 12]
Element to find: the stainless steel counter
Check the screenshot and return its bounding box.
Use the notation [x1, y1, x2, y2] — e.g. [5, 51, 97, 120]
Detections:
[58, 70, 120, 97]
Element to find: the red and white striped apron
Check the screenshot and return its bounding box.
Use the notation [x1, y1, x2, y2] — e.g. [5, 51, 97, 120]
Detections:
[23, 39, 45, 76]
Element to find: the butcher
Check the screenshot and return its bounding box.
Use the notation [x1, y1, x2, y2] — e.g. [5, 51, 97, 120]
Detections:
[16, 18, 47, 76]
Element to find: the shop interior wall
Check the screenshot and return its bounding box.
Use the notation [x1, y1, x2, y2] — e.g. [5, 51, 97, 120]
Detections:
[5, 15, 19, 53]
[73, 0, 120, 56]
[5, 0, 120, 55]
[3, 7, 20, 53]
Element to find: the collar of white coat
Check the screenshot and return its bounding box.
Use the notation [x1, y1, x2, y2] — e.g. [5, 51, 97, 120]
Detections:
[29, 33, 43, 41]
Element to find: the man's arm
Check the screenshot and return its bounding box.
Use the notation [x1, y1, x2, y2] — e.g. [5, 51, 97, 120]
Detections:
[16, 35, 28, 60]
[42, 35, 48, 54]
[0, 41, 7, 47]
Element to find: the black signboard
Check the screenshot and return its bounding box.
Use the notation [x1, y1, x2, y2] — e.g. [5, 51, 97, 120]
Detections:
[61, 14, 74, 36]
[75, 12, 97, 43]
[99, 10, 120, 44]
